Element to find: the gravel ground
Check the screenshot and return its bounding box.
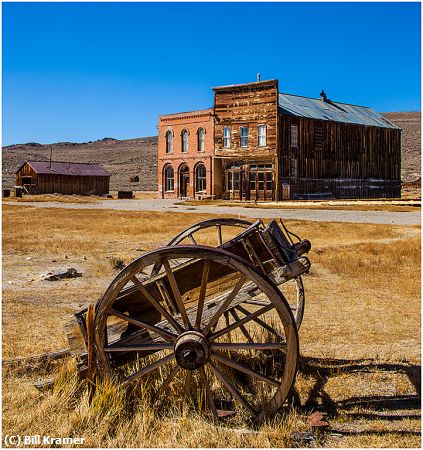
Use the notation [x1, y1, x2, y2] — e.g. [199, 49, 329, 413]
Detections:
[5, 199, 421, 225]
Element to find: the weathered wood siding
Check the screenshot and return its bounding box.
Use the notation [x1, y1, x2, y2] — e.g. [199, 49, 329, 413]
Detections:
[16, 163, 110, 195]
[213, 80, 279, 200]
[214, 80, 279, 160]
[15, 163, 38, 186]
[278, 115, 401, 199]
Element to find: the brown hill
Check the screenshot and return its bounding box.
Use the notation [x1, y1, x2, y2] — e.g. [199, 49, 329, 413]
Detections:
[382, 112, 421, 182]
[2, 112, 420, 192]
[2, 136, 158, 191]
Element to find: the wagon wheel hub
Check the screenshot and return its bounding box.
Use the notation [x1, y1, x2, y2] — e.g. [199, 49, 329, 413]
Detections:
[174, 331, 210, 370]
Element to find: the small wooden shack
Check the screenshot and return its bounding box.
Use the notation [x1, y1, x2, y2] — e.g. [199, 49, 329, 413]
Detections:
[15, 160, 110, 195]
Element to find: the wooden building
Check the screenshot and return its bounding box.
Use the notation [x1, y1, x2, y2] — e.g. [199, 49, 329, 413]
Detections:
[158, 79, 401, 200]
[15, 160, 110, 195]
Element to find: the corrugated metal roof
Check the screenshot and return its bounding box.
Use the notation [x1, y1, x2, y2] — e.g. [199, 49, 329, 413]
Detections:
[22, 161, 110, 176]
[278, 93, 400, 129]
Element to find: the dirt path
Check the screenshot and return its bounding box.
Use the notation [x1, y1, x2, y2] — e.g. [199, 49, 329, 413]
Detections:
[6, 199, 421, 225]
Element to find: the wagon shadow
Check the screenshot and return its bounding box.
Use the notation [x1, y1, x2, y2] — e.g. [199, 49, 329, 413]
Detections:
[290, 356, 421, 421]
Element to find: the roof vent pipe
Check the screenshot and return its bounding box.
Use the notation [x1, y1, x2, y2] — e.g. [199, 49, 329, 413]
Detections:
[257, 72, 261, 82]
[320, 89, 327, 102]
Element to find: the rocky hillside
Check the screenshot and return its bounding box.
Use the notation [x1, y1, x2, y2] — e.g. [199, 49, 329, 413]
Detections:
[382, 112, 421, 182]
[2, 112, 420, 191]
[2, 136, 158, 191]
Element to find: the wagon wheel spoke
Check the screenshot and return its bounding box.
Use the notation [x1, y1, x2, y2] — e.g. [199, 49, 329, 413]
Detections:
[275, 276, 305, 329]
[235, 305, 285, 341]
[123, 352, 175, 385]
[199, 367, 219, 421]
[109, 309, 177, 341]
[154, 364, 180, 403]
[195, 260, 210, 330]
[188, 234, 197, 245]
[211, 351, 279, 388]
[217, 225, 223, 246]
[156, 279, 178, 315]
[105, 343, 173, 352]
[208, 361, 256, 416]
[210, 304, 274, 341]
[202, 274, 248, 334]
[131, 276, 184, 334]
[229, 309, 254, 343]
[211, 342, 286, 351]
[163, 259, 192, 329]
[182, 370, 192, 412]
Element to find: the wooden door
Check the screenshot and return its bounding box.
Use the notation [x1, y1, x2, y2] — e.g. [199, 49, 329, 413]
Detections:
[248, 166, 274, 201]
[226, 169, 242, 200]
[181, 173, 190, 197]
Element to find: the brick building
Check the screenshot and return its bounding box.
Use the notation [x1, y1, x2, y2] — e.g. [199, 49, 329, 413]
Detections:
[158, 79, 401, 200]
[157, 108, 222, 199]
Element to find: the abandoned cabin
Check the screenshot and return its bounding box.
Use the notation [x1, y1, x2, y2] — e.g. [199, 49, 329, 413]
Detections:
[15, 160, 110, 195]
[158, 79, 401, 200]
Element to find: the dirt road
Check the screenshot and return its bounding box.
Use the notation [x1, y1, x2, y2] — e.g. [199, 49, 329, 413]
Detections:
[6, 199, 421, 225]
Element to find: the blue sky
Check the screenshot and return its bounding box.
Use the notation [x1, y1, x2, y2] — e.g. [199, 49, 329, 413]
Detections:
[3, 2, 421, 145]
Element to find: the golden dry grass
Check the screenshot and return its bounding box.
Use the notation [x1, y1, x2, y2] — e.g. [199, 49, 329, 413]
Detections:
[3, 194, 101, 203]
[180, 199, 420, 212]
[2, 205, 421, 447]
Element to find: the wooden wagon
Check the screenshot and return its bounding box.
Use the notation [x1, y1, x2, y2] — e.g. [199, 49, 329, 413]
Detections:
[67, 218, 311, 424]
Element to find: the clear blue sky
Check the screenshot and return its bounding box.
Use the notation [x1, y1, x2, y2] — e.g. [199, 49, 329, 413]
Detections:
[3, 1, 421, 145]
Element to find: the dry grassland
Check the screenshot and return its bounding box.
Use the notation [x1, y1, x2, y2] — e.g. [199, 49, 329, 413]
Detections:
[3, 194, 100, 204]
[180, 199, 421, 213]
[2, 190, 159, 204]
[2, 204, 421, 447]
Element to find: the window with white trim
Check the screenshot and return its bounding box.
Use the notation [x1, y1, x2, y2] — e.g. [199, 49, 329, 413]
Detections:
[181, 129, 188, 153]
[165, 130, 173, 153]
[164, 165, 174, 191]
[195, 164, 206, 192]
[223, 127, 231, 148]
[197, 128, 205, 152]
[258, 125, 267, 146]
[290, 125, 298, 148]
[240, 127, 248, 147]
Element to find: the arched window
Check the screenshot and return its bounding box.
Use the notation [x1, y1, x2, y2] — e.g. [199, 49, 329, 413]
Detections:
[165, 130, 173, 153]
[164, 165, 174, 192]
[197, 128, 205, 152]
[181, 130, 189, 153]
[195, 164, 206, 192]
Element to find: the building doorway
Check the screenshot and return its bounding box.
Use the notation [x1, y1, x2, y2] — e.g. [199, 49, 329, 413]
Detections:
[248, 164, 274, 201]
[179, 164, 190, 197]
[225, 162, 242, 200]
[21, 176, 32, 186]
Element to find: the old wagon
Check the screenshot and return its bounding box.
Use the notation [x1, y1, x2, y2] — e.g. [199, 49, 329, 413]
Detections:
[67, 218, 311, 424]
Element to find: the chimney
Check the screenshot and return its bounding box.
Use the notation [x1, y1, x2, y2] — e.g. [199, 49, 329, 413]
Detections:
[257, 72, 261, 82]
[320, 89, 327, 102]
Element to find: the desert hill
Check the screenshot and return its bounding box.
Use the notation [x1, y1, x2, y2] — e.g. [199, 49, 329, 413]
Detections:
[2, 112, 420, 191]
[382, 112, 421, 182]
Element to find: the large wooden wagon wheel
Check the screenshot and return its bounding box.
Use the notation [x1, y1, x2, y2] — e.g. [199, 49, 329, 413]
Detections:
[155, 218, 306, 329]
[93, 246, 299, 424]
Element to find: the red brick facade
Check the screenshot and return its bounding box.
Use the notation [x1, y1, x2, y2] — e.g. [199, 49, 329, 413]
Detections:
[158, 109, 219, 199]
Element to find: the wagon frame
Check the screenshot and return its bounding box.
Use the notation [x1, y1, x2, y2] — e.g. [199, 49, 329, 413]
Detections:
[67, 218, 311, 424]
